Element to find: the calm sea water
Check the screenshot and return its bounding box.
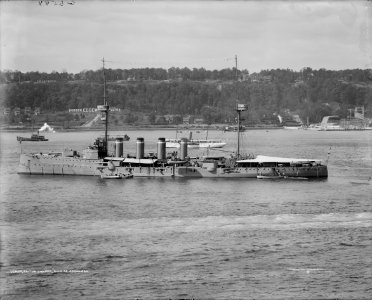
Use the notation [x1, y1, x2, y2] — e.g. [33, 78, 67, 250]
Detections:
[0, 129, 371, 299]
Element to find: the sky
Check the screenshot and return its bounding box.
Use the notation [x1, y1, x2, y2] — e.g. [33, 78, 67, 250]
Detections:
[0, 0, 371, 73]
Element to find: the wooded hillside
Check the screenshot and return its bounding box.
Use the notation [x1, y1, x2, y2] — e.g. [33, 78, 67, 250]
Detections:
[1, 67, 371, 124]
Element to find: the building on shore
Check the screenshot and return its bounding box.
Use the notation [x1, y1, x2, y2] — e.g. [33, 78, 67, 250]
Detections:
[320, 107, 371, 130]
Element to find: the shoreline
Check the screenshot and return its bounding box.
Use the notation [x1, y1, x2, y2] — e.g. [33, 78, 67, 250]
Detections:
[0, 125, 284, 132]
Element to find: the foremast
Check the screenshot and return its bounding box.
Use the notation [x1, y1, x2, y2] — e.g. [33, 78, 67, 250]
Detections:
[97, 57, 109, 158]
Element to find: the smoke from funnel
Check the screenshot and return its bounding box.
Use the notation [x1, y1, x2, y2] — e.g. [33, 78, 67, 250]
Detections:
[39, 123, 55, 132]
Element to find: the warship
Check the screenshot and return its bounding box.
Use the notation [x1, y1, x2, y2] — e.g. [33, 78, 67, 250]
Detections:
[18, 59, 328, 179]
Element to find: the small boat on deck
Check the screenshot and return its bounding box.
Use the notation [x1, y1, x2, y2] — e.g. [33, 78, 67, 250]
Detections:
[257, 167, 283, 179]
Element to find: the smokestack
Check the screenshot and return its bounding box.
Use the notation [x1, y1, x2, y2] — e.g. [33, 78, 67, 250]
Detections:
[157, 138, 166, 160]
[180, 138, 188, 160]
[115, 138, 124, 157]
[136, 137, 144, 159]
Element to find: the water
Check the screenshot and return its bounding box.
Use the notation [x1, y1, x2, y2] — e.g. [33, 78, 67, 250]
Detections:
[1, 129, 371, 299]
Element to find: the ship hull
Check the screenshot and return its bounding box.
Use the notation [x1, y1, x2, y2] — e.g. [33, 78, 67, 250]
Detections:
[18, 154, 102, 176]
[174, 166, 327, 178]
[18, 154, 327, 179]
[98, 165, 328, 178]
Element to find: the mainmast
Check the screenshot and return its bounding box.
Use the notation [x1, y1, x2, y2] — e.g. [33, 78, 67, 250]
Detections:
[234, 55, 247, 159]
[236, 104, 247, 158]
[97, 57, 109, 157]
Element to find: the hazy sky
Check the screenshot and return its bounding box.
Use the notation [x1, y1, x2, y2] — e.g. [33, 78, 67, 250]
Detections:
[1, 0, 371, 73]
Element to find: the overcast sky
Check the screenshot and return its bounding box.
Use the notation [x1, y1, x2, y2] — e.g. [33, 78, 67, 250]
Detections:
[1, 0, 371, 73]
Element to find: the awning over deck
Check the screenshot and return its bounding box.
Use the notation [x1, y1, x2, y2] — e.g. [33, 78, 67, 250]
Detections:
[237, 155, 322, 164]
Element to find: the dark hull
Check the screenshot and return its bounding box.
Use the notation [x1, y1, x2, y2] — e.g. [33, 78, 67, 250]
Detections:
[17, 133, 48, 142]
[17, 137, 48, 142]
[18, 154, 328, 178]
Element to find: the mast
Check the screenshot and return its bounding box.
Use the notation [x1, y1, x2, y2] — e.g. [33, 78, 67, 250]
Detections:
[235, 54, 238, 82]
[97, 57, 109, 157]
[103, 57, 107, 105]
[236, 104, 247, 158]
[237, 106, 240, 157]
[103, 57, 108, 156]
[235, 55, 239, 157]
[234, 55, 247, 159]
